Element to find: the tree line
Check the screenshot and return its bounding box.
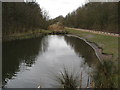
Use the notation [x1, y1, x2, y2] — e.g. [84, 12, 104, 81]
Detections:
[63, 2, 118, 33]
[3, 2, 49, 36]
[3, 2, 119, 35]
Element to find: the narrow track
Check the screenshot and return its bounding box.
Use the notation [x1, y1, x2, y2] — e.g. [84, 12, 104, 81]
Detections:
[67, 27, 119, 37]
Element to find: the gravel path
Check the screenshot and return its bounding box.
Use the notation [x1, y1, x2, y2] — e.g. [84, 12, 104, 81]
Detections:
[67, 27, 119, 37]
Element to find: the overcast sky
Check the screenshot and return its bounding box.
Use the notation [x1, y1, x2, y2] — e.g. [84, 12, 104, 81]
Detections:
[36, 0, 86, 19]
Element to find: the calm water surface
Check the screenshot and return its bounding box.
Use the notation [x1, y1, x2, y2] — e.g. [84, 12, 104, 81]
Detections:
[3, 35, 99, 88]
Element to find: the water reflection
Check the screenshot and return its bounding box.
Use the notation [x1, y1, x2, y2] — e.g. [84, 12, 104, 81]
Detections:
[2, 36, 48, 87]
[64, 35, 99, 67]
[2, 35, 100, 88]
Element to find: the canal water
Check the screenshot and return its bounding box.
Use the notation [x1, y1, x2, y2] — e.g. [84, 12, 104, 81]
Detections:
[2, 35, 100, 88]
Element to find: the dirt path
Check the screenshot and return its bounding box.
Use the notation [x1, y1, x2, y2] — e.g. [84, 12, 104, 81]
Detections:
[67, 27, 119, 37]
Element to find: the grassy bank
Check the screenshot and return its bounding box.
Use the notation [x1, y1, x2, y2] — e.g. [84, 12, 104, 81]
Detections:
[3, 29, 49, 41]
[3, 28, 118, 60]
[3, 29, 68, 41]
[65, 28, 118, 60]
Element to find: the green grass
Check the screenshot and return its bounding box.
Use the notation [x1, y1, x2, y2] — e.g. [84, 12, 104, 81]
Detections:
[34, 29, 53, 34]
[3, 29, 53, 41]
[65, 28, 118, 60]
[92, 60, 118, 88]
[9, 29, 52, 36]
[3, 29, 68, 41]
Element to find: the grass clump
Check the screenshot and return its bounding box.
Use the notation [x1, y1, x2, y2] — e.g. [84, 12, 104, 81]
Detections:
[54, 60, 118, 89]
[92, 60, 118, 88]
[55, 67, 79, 89]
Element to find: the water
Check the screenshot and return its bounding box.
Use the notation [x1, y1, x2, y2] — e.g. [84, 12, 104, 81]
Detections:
[2, 35, 100, 88]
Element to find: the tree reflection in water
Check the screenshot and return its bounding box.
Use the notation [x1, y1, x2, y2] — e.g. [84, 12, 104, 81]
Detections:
[2, 35, 101, 88]
[2, 36, 48, 87]
[64, 35, 100, 67]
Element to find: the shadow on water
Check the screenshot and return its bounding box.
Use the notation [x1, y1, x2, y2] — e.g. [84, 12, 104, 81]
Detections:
[64, 35, 100, 67]
[2, 35, 101, 88]
[2, 36, 48, 87]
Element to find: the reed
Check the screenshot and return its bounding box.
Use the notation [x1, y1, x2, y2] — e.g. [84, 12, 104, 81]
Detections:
[53, 60, 118, 89]
[92, 60, 118, 88]
[54, 67, 80, 89]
